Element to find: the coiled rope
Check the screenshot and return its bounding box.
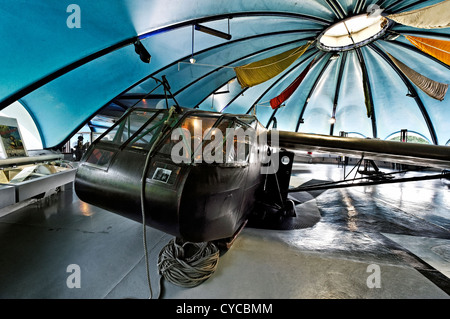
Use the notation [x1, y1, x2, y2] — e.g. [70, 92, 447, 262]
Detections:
[158, 237, 220, 288]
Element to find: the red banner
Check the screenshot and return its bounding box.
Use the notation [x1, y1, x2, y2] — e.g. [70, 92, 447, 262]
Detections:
[270, 58, 315, 109]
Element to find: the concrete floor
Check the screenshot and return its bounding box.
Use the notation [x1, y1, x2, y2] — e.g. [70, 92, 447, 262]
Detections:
[0, 163, 449, 299]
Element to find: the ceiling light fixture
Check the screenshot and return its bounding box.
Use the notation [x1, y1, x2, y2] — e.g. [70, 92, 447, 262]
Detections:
[194, 24, 232, 40]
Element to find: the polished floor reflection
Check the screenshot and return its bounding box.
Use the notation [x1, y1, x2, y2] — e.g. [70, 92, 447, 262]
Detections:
[0, 163, 449, 299]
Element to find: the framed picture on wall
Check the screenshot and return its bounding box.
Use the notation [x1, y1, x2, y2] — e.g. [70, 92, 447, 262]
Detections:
[0, 116, 28, 158]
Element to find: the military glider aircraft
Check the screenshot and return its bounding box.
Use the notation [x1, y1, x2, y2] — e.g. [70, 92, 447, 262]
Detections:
[74, 77, 450, 246]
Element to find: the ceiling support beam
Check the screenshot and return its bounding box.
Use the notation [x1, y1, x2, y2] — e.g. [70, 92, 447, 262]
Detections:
[112, 100, 130, 110]
[266, 53, 325, 128]
[115, 32, 319, 108]
[296, 55, 333, 132]
[384, 0, 403, 13]
[324, 0, 346, 20]
[179, 38, 318, 108]
[372, 1, 426, 17]
[385, 40, 450, 71]
[66, 38, 316, 151]
[369, 43, 439, 145]
[118, 31, 320, 102]
[330, 51, 348, 136]
[389, 30, 450, 41]
[355, 48, 377, 138]
[219, 85, 249, 113]
[115, 94, 174, 100]
[393, 0, 428, 13]
[49, 38, 321, 149]
[354, 0, 365, 15]
[266, 108, 279, 129]
[193, 77, 236, 109]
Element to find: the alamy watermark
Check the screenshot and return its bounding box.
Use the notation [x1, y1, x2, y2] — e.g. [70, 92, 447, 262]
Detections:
[66, 4, 81, 29]
[169, 123, 279, 174]
[66, 264, 81, 288]
[366, 4, 383, 17]
[366, 264, 381, 288]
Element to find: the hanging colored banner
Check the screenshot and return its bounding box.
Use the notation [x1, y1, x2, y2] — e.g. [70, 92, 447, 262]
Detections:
[405, 35, 450, 66]
[387, 0, 450, 29]
[269, 57, 315, 109]
[234, 42, 312, 88]
[387, 52, 448, 101]
[361, 61, 373, 118]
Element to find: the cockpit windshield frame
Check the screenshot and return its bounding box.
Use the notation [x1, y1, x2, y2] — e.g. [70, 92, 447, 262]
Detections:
[88, 107, 259, 167]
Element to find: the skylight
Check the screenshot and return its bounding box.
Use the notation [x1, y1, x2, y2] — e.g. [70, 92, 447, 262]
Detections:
[318, 14, 389, 51]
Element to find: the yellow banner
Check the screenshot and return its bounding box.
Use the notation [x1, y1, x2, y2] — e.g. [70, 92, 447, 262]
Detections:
[234, 42, 311, 88]
[405, 35, 450, 66]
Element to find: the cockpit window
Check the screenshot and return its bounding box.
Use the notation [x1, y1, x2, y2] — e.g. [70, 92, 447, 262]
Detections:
[92, 109, 256, 166]
[95, 109, 183, 151]
[98, 110, 160, 145]
[161, 114, 255, 165]
[220, 119, 253, 165]
[158, 115, 218, 160]
[127, 112, 166, 150]
[235, 116, 257, 129]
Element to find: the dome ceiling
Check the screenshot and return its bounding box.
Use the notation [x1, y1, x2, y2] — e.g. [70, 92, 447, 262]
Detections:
[0, 0, 449, 148]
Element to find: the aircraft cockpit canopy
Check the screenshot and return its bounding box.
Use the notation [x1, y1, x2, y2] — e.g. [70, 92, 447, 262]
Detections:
[85, 107, 263, 168]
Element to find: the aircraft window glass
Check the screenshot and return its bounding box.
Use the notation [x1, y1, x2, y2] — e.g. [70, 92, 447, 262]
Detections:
[85, 149, 115, 168]
[159, 114, 253, 165]
[98, 126, 119, 143]
[127, 113, 166, 150]
[214, 118, 235, 134]
[236, 116, 257, 129]
[158, 115, 218, 161]
[224, 122, 252, 165]
[98, 110, 159, 145]
[205, 118, 234, 164]
[202, 117, 252, 165]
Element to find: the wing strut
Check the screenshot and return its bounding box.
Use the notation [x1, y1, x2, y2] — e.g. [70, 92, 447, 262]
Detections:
[289, 166, 450, 193]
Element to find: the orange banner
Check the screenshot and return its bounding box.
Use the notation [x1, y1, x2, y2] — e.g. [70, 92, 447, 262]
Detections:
[405, 35, 450, 66]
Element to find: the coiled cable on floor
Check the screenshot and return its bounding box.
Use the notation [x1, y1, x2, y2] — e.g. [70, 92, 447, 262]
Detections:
[158, 237, 220, 288]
